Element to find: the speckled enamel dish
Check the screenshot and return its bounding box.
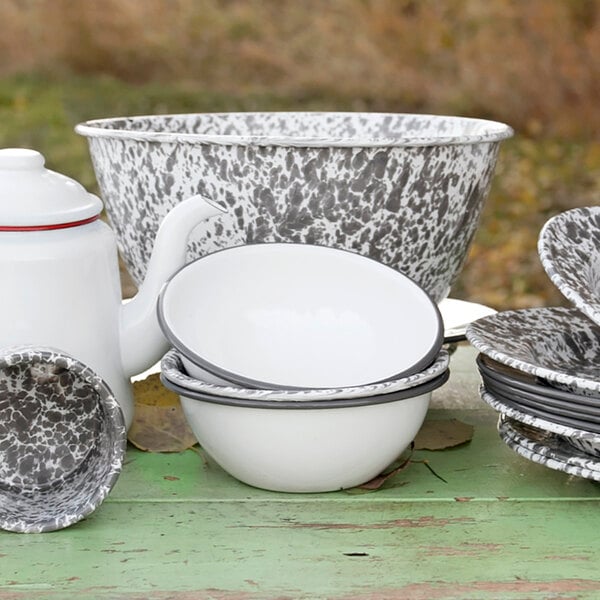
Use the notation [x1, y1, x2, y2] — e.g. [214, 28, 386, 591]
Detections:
[498, 416, 600, 481]
[158, 243, 444, 390]
[538, 207, 600, 328]
[0, 347, 126, 533]
[479, 386, 600, 446]
[476, 355, 600, 408]
[477, 357, 600, 419]
[161, 370, 448, 492]
[467, 307, 600, 397]
[439, 298, 497, 343]
[482, 382, 600, 434]
[482, 377, 600, 428]
[160, 348, 449, 402]
[76, 112, 512, 303]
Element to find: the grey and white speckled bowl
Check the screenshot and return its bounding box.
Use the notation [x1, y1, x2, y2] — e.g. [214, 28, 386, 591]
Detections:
[538, 206, 600, 327]
[76, 112, 512, 302]
[0, 347, 127, 533]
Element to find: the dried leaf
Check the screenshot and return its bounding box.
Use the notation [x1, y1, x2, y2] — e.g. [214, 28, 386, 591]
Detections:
[128, 373, 197, 453]
[346, 445, 414, 493]
[413, 419, 474, 451]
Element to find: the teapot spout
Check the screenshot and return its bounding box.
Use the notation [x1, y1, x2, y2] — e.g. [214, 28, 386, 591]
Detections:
[120, 194, 227, 377]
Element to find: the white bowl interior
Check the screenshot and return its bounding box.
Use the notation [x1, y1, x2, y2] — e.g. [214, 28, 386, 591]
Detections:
[160, 244, 442, 389]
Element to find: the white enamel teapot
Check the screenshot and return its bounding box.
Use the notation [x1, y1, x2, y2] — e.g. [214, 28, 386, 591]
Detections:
[0, 148, 226, 428]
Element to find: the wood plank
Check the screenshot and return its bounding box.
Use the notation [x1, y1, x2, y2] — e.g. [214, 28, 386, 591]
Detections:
[2, 397, 599, 599]
[1, 499, 599, 599]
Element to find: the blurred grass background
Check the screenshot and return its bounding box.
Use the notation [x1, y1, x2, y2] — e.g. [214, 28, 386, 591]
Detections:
[1, 0, 599, 309]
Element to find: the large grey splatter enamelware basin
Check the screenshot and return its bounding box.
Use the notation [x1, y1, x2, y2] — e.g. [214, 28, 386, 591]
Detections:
[0, 347, 126, 533]
[76, 112, 513, 302]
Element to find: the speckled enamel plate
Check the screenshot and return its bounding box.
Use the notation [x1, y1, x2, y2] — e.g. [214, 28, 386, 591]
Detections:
[477, 354, 600, 408]
[0, 346, 127, 533]
[498, 416, 600, 481]
[477, 357, 600, 419]
[482, 378, 600, 432]
[479, 385, 600, 444]
[467, 307, 600, 396]
[538, 207, 600, 328]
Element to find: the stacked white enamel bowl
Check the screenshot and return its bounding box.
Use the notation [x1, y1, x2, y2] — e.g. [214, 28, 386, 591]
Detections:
[159, 243, 449, 492]
[466, 207, 600, 482]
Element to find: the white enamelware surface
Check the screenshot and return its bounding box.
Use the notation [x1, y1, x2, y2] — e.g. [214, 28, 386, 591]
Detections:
[158, 243, 443, 390]
[178, 388, 432, 493]
[0, 147, 227, 430]
[438, 298, 496, 341]
[0, 148, 101, 226]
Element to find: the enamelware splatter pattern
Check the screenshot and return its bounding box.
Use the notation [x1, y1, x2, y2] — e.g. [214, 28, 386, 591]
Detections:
[467, 307, 600, 396]
[0, 347, 126, 533]
[498, 416, 600, 481]
[538, 206, 600, 327]
[76, 112, 512, 302]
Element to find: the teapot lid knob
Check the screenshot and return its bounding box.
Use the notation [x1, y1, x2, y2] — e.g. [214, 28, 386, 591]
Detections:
[0, 147, 103, 230]
[0, 148, 45, 171]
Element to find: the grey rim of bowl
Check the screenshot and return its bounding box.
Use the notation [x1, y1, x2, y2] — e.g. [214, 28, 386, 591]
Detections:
[480, 385, 600, 443]
[482, 383, 600, 435]
[161, 369, 449, 410]
[75, 112, 514, 148]
[481, 374, 600, 423]
[476, 354, 600, 408]
[157, 243, 445, 391]
[0, 345, 127, 533]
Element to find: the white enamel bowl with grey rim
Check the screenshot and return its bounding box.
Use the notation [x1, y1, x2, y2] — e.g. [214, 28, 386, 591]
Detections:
[161, 352, 449, 492]
[76, 112, 513, 303]
[158, 243, 444, 390]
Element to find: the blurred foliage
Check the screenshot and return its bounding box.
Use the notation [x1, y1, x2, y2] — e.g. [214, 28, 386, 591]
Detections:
[1, 0, 600, 310]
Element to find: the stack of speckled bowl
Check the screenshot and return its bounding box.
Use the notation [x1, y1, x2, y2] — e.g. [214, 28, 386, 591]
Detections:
[466, 207, 600, 482]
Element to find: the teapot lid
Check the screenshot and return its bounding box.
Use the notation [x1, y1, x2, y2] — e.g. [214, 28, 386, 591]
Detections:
[0, 148, 102, 230]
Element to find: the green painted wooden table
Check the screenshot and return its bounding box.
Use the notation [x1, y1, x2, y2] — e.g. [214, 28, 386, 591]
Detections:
[2, 347, 600, 600]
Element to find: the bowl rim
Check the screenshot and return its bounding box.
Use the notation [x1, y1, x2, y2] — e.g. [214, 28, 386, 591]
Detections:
[157, 242, 445, 391]
[160, 347, 450, 401]
[75, 111, 514, 148]
[162, 369, 449, 409]
[0, 345, 127, 533]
